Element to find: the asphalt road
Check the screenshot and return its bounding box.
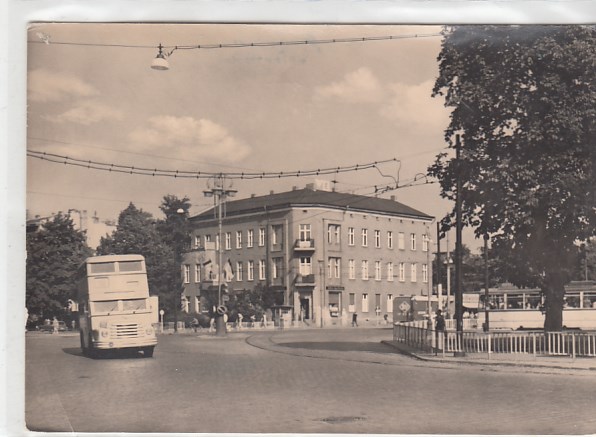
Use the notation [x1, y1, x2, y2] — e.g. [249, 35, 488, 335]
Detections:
[25, 328, 596, 434]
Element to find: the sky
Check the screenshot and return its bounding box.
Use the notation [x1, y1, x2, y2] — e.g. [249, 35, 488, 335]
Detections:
[26, 23, 476, 250]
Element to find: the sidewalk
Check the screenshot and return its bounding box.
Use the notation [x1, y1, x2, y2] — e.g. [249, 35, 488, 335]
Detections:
[381, 340, 596, 371]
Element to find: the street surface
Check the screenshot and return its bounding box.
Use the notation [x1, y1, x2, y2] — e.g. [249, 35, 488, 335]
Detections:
[26, 328, 596, 434]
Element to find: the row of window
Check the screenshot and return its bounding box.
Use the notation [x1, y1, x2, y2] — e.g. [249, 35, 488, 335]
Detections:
[183, 258, 428, 284]
[348, 293, 394, 313]
[195, 225, 429, 251]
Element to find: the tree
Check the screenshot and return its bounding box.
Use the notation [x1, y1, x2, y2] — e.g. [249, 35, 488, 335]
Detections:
[26, 213, 92, 322]
[97, 203, 175, 313]
[429, 25, 596, 331]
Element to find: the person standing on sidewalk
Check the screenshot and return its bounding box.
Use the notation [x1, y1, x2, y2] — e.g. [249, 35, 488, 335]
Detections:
[434, 309, 446, 355]
[352, 313, 358, 327]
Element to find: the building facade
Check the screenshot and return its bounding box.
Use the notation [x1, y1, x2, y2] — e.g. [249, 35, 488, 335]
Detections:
[181, 183, 434, 327]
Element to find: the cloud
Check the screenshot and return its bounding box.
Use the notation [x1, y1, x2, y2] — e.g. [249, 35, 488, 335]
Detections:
[29, 68, 99, 102]
[380, 80, 449, 129]
[315, 67, 383, 103]
[129, 116, 251, 163]
[44, 101, 124, 125]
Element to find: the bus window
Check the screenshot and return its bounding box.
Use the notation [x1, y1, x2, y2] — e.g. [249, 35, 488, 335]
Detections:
[119, 261, 144, 272]
[90, 262, 116, 274]
[92, 300, 120, 313]
[122, 299, 147, 311]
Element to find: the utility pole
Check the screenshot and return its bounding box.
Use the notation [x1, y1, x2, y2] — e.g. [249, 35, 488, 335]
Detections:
[204, 175, 237, 336]
[484, 234, 490, 332]
[455, 134, 465, 356]
[436, 221, 442, 310]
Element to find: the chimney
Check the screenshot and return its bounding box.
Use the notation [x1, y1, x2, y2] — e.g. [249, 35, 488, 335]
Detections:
[270, 190, 274, 195]
[390, 195, 396, 201]
[251, 194, 256, 198]
[292, 186, 298, 191]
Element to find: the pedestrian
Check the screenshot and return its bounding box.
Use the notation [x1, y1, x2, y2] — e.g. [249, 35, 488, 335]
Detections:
[237, 313, 243, 330]
[191, 317, 199, 332]
[352, 313, 358, 327]
[383, 314, 389, 325]
[209, 317, 215, 333]
[250, 314, 256, 328]
[434, 309, 446, 355]
[52, 317, 59, 334]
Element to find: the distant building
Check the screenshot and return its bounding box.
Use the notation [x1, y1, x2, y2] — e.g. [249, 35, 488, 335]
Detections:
[26, 209, 116, 252]
[181, 183, 434, 327]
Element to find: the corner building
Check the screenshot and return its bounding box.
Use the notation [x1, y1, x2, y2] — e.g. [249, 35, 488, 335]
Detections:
[184, 184, 434, 327]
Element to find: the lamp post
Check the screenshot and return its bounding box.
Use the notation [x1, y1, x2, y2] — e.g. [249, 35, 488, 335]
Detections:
[172, 208, 187, 333]
[204, 175, 237, 337]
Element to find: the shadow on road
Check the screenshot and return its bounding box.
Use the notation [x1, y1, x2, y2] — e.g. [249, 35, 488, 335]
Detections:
[62, 347, 151, 360]
[275, 341, 395, 354]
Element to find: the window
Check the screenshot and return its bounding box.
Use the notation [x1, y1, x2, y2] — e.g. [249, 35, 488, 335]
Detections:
[194, 235, 201, 248]
[422, 234, 429, 252]
[225, 232, 231, 250]
[272, 258, 283, 279]
[387, 231, 393, 249]
[236, 262, 243, 281]
[183, 265, 190, 284]
[387, 294, 393, 313]
[375, 294, 381, 313]
[349, 293, 356, 312]
[194, 264, 201, 283]
[247, 229, 254, 248]
[410, 233, 417, 251]
[215, 234, 220, 251]
[348, 227, 355, 246]
[348, 259, 355, 279]
[375, 230, 381, 248]
[204, 234, 212, 245]
[272, 224, 283, 246]
[259, 228, 266, 247]
[361, 260, 369, 280]
[398, 232, 405, 250]
[362, 293, 369, 312]
[236, 231, 242, 249]
[411, 263, 417, 282]
[375, 261, 381, 280]
[361, 229, 368, 247]
[327, 224, 341, 244]
[259, 260, 266, 280]
[399, 263, 405, 282]
[422, 264, 428, 283]
[328, 257, 341, 279]
[299, 224, 311, 241]
[247, 261, 254, 281]
[194, 296, 200, 313]
[299, 256, 312, 275]
[387, 262, 394, 281]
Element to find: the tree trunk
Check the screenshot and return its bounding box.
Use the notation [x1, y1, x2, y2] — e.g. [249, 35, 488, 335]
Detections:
[543, 271, 566, 332]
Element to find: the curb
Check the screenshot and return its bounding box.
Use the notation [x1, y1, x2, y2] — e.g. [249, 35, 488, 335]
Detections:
[381, 340, 596, 371]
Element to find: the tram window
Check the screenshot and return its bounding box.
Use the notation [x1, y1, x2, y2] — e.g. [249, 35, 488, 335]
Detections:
[527, 296, 541, 309]
[564, 295, 581, 308]
[507, 294, 523, 309]
[583, 293, 596, 308]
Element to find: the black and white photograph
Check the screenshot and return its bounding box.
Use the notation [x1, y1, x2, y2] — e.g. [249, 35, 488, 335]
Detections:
[4, 1, 596, 435]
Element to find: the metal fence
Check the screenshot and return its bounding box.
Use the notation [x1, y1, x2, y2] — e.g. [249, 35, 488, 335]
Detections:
[393, 322, 596, 358]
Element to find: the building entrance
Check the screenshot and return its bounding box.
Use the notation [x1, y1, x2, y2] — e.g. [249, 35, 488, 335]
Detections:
[300, 298, 311, 320]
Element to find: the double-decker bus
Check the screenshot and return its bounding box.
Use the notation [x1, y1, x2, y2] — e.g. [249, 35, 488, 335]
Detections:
[475, 281, 596, 331]
[78, 255, 158, 357]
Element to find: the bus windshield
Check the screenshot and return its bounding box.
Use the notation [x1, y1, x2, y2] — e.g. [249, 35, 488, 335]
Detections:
[91, 298, 148, 314]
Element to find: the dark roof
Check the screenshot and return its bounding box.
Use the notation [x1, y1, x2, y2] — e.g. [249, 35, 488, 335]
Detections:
[191, 188, 432, 221]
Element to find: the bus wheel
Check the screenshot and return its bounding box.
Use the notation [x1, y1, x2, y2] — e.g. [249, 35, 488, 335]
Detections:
[142, 347, 154, 358]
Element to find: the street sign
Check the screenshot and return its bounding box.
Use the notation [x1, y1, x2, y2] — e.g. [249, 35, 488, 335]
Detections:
[216, 305, 228, 315]
[159, 310, 164, 316]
